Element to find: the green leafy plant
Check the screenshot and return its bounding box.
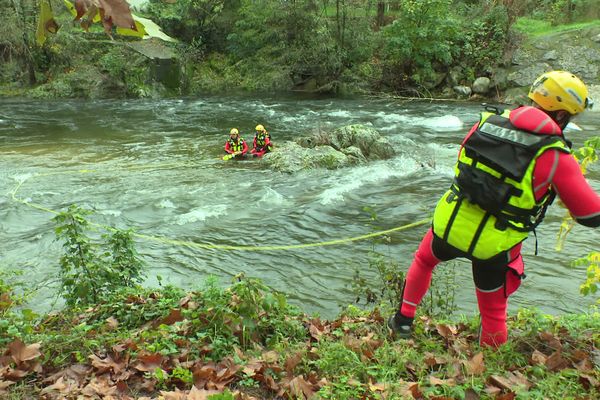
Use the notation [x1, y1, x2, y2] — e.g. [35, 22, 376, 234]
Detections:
[379, 0, 459, 91]
[421, 262, 458, 319]
[207, 390, 235, 400]
[54, 204, 145, 306]
[351, 206, 457, 318]
[572, 252, 600, 298]
[103, 229, 144, 287]
[554, 137, 599, 299]
[0, 270, 25, 316]
[351, 251, 405, 308]
[556, 137, 599, 250]
[350, 206, 405, 308]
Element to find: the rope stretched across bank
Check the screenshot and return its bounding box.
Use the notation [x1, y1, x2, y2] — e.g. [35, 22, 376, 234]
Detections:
[10, 165, 431, 251]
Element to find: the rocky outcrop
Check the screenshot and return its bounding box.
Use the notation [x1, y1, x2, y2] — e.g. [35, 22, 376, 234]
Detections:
[452, 26, 600, 105]
[498, 26, 600, 104]
[263, 124, 395, 173]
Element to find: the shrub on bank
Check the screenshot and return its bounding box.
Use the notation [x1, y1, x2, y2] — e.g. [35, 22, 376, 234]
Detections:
[1, 273, 599, 399]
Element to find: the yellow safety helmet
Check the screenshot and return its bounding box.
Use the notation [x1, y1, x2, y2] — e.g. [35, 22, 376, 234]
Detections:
[528, 71, 592, 115]
[230, 128, 239, 135]
[255, 124, 265, 132]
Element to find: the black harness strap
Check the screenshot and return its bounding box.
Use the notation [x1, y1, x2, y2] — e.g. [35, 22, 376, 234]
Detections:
[443, 194, 463, 243]
[468, 212, 491, 255]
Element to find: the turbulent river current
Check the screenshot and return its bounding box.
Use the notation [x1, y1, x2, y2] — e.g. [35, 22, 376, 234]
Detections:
[1, 95, 599, 318]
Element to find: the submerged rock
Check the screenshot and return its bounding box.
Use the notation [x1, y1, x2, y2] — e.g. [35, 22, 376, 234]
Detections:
[263, 124, 395, 173]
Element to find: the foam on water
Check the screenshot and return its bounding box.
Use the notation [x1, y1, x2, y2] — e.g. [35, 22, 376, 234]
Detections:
[13, 173, 35, 184]
[423, 144, 458, 177]
[317, 157, 420, 205]
[413, 115, 464, 131]
[157, 199, 176, 208]
[374, 111, 412, 124]
[174, 204, 228, 225]
[99, 209, 122, 217]
[257, 187, 290, 207]
[373, 112, 463, 131]
[326, 110, 353, 118]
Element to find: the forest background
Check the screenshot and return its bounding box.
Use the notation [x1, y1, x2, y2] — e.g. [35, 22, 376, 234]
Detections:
[1, 0, 600, 99]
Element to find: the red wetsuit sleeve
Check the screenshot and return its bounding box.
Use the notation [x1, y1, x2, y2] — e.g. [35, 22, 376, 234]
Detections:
[459, 123, 480, 150]
[253, 137, 258, 149]
[534, 150, 600, 227]
[241, 140, 249, 155]
[224, 141, 233, 153]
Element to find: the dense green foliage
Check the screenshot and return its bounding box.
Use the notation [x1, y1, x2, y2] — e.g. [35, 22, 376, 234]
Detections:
[54, 205, 145, 306]
[1, 274, 599, 398]
[1, 0, 598, 97]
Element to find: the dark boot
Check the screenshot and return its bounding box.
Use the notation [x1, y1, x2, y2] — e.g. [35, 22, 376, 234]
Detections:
[387, 311, 413, 339]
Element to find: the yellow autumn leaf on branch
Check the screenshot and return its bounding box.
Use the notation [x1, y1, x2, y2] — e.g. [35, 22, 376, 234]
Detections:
[36, 0, 59, 45]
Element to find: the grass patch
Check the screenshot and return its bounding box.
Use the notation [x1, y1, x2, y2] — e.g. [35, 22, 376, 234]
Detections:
[1, 279, 599, 399]
[512, 17, 600, 37]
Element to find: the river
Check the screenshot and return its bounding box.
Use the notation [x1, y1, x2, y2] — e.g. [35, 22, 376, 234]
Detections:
[1, 95, 599, 318]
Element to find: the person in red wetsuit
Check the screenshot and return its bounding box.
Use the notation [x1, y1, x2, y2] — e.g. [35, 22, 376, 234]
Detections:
[224, 128, 248, 159]
[251, 124, 273, 157]
[388, 71, 600, 347]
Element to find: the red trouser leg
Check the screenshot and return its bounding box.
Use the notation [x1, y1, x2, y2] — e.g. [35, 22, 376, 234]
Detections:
[476, 253, 523, 347]
[476, 287, 508, 347]
[400, 229, 441, 318]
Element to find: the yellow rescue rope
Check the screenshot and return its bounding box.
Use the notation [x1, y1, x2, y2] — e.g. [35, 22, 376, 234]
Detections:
[10, 165, 431, 251]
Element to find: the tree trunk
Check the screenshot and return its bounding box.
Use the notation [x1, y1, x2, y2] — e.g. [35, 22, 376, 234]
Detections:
[11, 0, 36, 84]
[376, 1, 385, 30]
[566, 0, 573, 23]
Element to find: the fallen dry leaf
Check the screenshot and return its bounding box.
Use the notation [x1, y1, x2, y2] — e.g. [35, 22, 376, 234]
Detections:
[530, 350, 547, 365]
[0, 380, 15, 395]
[429, 375, 456, 386]
[89, 354, 123, 374]
[8, 340, 42, 365]
[155, 309, 184, 327]
[284, 351, 303, 376]
[464, 387, 480, 400]
[545, 351, 569, 371]
[82, 376, 118, 396]
[495, 393, 516, 400]
[159, 388, 188, 400]
[106, 316, 119, 330]
[368, 380, 387, 392]
[133, 352, 164, 372]
[262, 350, 279, 363]
[288, 375, 316, 399]
[579, 373, 600, 390]
[463, 352, 485, 376]
[424, 352, 447, 368]
[188, 385, 223, 400]
[487, 374, 512, 391]
[39, 376, 69, 395]
[436, 323, 458, 338]
[538, 331, 562, 350]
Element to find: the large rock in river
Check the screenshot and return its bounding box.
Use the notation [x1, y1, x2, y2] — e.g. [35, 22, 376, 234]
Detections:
[263, 124, 395, 173]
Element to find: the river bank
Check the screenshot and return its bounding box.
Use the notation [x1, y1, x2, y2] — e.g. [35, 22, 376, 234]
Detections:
[1, 278, 599, 399]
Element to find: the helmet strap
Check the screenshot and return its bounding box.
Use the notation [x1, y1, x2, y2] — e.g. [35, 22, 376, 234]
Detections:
[547, 110, 571, 130]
